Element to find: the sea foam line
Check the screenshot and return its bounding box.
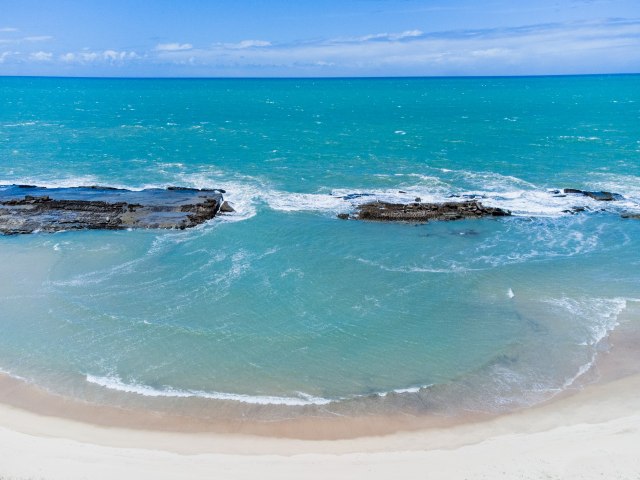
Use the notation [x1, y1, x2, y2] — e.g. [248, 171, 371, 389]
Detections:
[85, 374, 333, 406]
[546, 296, 631, 390]
[85, 374, 433, 406]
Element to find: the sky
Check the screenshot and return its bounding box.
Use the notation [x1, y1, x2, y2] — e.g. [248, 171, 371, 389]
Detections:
[1, 0, 639, 77]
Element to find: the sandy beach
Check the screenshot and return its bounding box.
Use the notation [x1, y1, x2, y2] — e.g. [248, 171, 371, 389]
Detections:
[1, 361, 639, 479]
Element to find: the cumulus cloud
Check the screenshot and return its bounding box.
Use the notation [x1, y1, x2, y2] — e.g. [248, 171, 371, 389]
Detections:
[155, 43, 193, 51]
[29, 51, 53, 61]
[60, 49, 138, 64]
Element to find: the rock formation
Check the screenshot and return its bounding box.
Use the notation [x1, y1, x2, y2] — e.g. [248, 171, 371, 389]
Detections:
[563, 189, 623, 201]
[346, 200, 510, 222]
[0, 185, 224, 234]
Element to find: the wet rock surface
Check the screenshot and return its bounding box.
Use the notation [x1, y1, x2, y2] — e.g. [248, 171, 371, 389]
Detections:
[351, 200, 511, 222]
[0, 185, 224, 234]
[563, 188, 623, 201]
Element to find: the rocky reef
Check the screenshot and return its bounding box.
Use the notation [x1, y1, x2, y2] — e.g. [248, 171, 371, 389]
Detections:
[0, 185, 227, 234]
[344, 200, 511, 222]
[562, 189, 623, 201]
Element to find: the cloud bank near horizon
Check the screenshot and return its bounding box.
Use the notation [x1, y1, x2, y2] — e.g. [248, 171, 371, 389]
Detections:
[1, 17, 639, 76]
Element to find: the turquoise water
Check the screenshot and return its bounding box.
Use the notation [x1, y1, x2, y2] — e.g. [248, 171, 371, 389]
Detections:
[0, 76, 639, 417]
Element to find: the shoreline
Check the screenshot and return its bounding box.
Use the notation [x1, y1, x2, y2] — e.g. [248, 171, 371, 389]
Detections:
[0, 312, 639, 444]
[0, 321, 638, 478]
[1, 364, 640, 478]
[0, 314, 638, 446]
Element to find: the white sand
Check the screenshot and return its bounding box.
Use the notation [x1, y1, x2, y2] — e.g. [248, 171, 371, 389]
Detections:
[1, 373, 639, 479]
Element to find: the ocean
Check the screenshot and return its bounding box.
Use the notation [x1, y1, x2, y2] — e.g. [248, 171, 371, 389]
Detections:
[1, 75, 639, 421]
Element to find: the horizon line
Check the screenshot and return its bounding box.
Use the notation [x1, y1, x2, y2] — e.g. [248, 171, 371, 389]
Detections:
[1, 72, 639, 81]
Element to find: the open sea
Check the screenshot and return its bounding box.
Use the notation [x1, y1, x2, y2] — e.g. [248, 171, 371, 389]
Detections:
[1, 75, 639, 421]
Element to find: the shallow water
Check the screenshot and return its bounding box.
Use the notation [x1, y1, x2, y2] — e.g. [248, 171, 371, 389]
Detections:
[1, 75, 639, 418]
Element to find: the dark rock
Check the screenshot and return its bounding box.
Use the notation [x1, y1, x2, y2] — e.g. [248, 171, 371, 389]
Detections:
[342, 193, 375, 201]
[219, 201, 235, 213]
[0, 185, 223, 235]
[621, 213, 640, 220]
[167, 186, 215, 192]
[79, 185, 126, 191]
[337, 213, 350, 220]
[563, 189, 623, 201]
[562, 206, 589, 214]
[354, 200, 510, 223]
[414, 197, 421, 202]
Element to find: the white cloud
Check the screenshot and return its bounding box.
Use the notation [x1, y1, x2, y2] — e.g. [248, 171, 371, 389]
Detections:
[6, 19, 640, 76]
[155, 43, 193, 52]
[60, 52, 76, 62]
[150, 19, 640, 75]
[0, 27, 18, 33]
[0, 34, 53, 45]
[60, 50, 138, 64]
[227, 39, 272, 49]
[355, 30, 424, 42]
[0, 51, 13, 63]
[29, 51, 53, 62]
[24, 35, 54, 42]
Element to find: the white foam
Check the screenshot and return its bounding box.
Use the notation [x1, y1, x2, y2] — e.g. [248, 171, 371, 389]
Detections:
[85, 374, 333, 406]
[85, 374, 431, 405]
[0, 367, 27, 382]
[2, 121, 37, 127]
[4, 168, 637, 224]
[265, 191, 346, 213]
[545, 296, 627, 346]
[375, 385, 431, 396]
[0, 175, 104, 189]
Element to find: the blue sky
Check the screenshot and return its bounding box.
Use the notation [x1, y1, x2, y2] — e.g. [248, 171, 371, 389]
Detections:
[1, 0, 639, 77]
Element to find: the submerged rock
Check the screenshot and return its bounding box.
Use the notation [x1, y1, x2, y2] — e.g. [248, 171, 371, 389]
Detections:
[350, 200, 510, 222]
[563, 189, 623, 201]
[0, 185, 223, 234]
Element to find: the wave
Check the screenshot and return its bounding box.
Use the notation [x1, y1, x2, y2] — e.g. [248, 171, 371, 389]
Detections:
[3, 169, 639, 225]
[85, 374, 334, 406]
[545, 296, 630, 389]
[545, 296, 628, 347]
[85, 374, 433, 406]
